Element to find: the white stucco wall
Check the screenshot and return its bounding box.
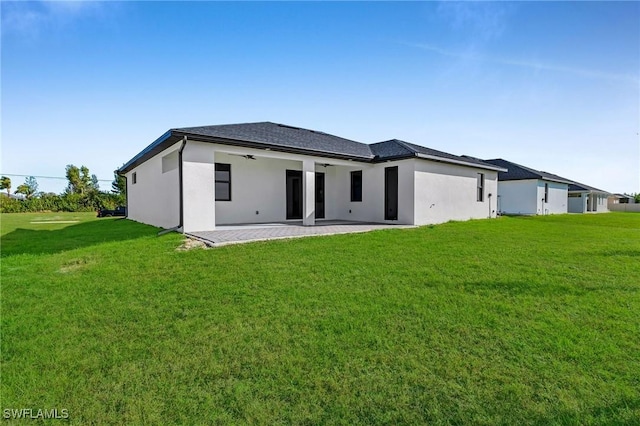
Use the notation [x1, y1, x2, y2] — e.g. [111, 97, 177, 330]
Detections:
[537, 181, 568, 215]
[332, 160, 415, 225]
[413, 159, 498, 225]
[213, 151, 305, 224]
[497, 179, 567, 215]
[595, 194, 610, 213]
[496, 180, 538, 215]
[182, 142, 216, 232]
[127, 141, 501, 230]
[208, 144, 383, 225]
[126, 142, 181, 229]
[568, 193, 610, 213]
[213, 152, 415, 225]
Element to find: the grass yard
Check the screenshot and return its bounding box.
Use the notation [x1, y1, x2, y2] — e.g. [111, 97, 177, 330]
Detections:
[1, 212, 639, 424]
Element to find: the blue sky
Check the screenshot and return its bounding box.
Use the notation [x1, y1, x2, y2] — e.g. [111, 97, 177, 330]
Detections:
[2, 1, 639, 194]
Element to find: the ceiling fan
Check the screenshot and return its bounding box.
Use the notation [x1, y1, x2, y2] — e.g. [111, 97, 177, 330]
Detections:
[229, 154, 257, 160]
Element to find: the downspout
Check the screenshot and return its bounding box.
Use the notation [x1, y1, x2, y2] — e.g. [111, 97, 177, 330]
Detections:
[123, 175, 128, 218]
[158, 136, 187, 236]
[488, 193, 492, 218]
[178, 136, 187, 231]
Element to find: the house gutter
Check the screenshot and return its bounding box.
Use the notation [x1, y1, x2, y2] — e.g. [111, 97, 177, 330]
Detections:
[158, 136, 188, 236]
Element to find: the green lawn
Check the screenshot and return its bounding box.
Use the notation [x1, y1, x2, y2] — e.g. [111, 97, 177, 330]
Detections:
[2, 212, 639, 424]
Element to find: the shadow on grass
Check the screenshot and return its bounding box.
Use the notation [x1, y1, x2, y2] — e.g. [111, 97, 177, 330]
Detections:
[532, 397, 640, 426]
[458, 280, 587, 297]
[598, 249, 640, 257]
[1, 218, 159, 257]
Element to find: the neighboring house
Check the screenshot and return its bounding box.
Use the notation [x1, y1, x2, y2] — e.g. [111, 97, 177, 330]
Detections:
[568, 182, 610, 213]
[483, 159, 572, 215]
[608, 193, 635, 205]
[118, 122, 505, 232]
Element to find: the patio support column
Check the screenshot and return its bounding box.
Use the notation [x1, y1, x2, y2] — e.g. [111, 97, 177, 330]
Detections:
[302, 159, 315, 226]
[183, 146, 216, 232]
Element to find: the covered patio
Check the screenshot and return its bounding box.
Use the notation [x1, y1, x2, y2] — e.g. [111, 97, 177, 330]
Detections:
[187, 220, 413, 247]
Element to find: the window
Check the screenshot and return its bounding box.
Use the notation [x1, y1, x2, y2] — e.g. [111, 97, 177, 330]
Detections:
[477, 173, 484, 202]
[544, 183, 549, 203]
[215, 163, 231, 201]
[132, 172, 137, 185]
[351, 170, 362, 202]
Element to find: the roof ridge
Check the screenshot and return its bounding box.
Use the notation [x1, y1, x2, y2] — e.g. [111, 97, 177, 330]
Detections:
[390, 139, 419, 155]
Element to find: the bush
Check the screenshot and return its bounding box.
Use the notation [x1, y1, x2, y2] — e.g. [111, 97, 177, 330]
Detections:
[0, 192, 125, 214]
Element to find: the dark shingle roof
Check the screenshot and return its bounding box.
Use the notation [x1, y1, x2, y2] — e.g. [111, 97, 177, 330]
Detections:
[370, 140, 505, 170]
[568, 181, 609, 194]
[484, 158, 574, 184]
[369, 139, 415, 159]
[119, 122, 506, 173]
[176, 122, 374, 159]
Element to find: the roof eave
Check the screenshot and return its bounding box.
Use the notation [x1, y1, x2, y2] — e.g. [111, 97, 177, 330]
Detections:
[415, 153, 507, 171]
[118, 130, 177, 174]
[173, 130, 374, 162]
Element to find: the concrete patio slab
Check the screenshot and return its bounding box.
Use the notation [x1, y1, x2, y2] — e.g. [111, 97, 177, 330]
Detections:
[187, 220, 413, 247]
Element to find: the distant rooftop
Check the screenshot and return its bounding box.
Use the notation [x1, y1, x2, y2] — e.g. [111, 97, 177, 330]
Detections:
[568, 181, 610, 194]
[483, 158, 574, 184]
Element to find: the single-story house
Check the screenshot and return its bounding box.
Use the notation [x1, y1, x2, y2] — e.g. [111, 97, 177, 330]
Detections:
[568, 182, 610, 213]
[482, 158, 572, 215]
[608, 193, 635, 205]
[118, 122, 505, 232]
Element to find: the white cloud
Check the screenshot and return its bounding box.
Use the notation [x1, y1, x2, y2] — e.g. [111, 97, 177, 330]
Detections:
[1, 1, 111, 39]
[408, 42, 638, 86]
[436, 2, 512, 42]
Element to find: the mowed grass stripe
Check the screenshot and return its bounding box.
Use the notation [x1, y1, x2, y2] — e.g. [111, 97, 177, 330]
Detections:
[2, 212, 639, 424]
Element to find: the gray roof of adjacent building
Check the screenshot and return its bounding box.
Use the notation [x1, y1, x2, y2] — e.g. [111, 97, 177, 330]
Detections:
[119, 122, 504, 173]
[483, 158, 574, 184]
[568, 181, 610, 194]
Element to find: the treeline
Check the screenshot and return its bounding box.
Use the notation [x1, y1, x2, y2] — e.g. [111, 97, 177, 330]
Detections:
[0, 165, 125, 213]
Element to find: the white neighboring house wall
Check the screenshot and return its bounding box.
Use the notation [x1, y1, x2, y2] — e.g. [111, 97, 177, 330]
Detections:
[126, 141, 181, 229]
[414, 159, 498, 224]
[537, 181, 568, 215]
[568, 193, 587, 213]
[497, 179, 567, 215]
[596, 194, 609, 213]
[496, 180, 538, 215]
[568, 192, 610, 213]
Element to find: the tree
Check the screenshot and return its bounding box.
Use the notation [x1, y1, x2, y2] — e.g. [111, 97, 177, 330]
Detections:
[15, 176, 38, 199]
[112, 172, 126, 195]
[0, 176, 11, 195]
[65, 164, 92, 195]
[91, 174, 100, 191]
[634, 193, 640, 204]
[111, 172, 126, 206]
